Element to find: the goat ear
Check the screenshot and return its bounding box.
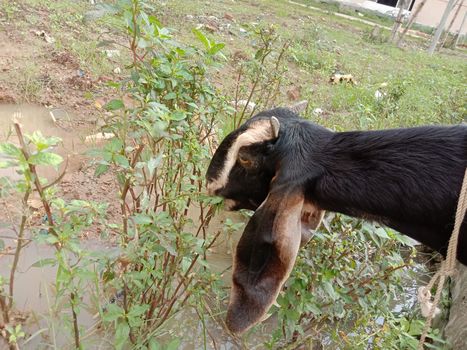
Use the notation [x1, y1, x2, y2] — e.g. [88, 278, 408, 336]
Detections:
[226, 186, 305, 334]
[289, 100, 308, 114]
[270, 116, 280, 138]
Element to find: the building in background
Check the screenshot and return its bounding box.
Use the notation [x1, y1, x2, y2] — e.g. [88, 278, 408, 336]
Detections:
[338, 0, 467, 35]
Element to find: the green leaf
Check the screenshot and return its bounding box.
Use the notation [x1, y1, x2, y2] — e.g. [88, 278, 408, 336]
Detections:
[104, 138, 122, 152]
[103, 304, 124, 323]
[113, 154, 129, 168]
[104, 99, 124, 111]
[373, 227, 389, 239]
[164, 92, 177, 100]
[132, 214, 153, 225]
[45, 234, 59, 245]
[0, 143, 21, 157]
[56, 265, 72, 286]
[28, 152, 63, 167]
[0, 159, 17, 168]
[166, 339, 181, 350]
[147, 155, 163, 177]
[208, 42, 225, 55]
[31, 258, 57, 268]
[304, 302, 321, 315]
[170, 111, 186, 121]
[115, 321, 130, 350]
[322, 281, 338, 300]
[149, 339, 162, 350]
[192, 29, 211, 50]
[95, 164, 109, 177]
[158, 236, 177, 256]
[0, 239, 4, 251]
[27, 131, 61, 150]
[128, 304, 149, 318]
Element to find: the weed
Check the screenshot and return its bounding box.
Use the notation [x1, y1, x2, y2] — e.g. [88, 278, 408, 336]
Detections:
[14, 64, 43, 103]
[90, 1, 232, 348]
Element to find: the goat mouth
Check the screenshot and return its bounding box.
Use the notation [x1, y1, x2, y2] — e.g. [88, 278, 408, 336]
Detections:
[206, 181, 221, 196]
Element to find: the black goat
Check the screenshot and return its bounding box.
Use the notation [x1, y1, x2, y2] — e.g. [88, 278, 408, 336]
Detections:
[206, 107, 467, 335]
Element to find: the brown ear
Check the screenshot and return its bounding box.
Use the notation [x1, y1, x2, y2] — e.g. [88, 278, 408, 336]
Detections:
[226, 186, 307, 334]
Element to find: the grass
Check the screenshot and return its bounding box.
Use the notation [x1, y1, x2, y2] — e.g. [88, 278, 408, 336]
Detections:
[14, 63, 44, 102]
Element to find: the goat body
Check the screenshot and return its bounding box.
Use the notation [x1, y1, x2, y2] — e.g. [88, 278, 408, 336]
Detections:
[303, 122, 466, 262]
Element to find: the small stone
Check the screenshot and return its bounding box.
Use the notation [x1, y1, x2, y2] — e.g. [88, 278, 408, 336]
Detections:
[205, 23, 218, 33]
[286, 86, 301, 101]
[85, 132, 115, 143]
[33, 30, 55, 43]
[312, 108, 323, 116]
[104, 49, 120, 58]
[230, 99, 256, 112]
[224, 13, 234, 21]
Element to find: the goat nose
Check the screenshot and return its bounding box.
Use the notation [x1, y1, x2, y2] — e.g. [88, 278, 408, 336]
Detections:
[206, 182, 220, 196]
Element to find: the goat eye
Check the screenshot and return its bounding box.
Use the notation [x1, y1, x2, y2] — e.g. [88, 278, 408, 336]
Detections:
[238, 155, 253, 168]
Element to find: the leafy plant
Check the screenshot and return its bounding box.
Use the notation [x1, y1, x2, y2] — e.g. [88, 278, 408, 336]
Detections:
[0, 122, 106, 349]
[90, 0, 232, 348]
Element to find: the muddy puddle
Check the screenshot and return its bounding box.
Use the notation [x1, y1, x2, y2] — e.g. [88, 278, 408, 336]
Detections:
[0, 104, 115, 348]
[0, 104, 87, 183]
[0, 101, 248, 347]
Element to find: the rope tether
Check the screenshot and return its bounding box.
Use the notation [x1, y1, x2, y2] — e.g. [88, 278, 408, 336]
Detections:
[417, 168, 467, 349]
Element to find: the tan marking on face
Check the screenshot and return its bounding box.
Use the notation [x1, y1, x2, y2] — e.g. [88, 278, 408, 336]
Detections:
[302, 202, 325, 230]
[300, 201, 325, 246]
[207, 119, 277, 195]
[223, 199, 237, 211]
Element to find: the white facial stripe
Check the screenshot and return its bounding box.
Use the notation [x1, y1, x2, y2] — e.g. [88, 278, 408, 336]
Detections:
[207, 119, 276, 195]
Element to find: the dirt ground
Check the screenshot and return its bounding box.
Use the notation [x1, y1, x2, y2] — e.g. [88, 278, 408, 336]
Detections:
[0, 0, 127, 233]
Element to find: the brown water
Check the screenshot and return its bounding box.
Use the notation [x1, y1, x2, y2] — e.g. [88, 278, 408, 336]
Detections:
[0, 104, 112, 348]
[0, 104, 86, 183]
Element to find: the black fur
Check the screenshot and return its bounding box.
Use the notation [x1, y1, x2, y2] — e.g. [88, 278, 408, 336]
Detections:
[207, 108, 467, 264]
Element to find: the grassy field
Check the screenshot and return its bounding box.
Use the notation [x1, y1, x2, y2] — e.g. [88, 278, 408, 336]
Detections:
[157, 0, 466, 130]
[1, 0, 465, 129]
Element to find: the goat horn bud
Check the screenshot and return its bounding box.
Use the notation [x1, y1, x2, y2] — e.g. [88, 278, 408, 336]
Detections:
[270, 116, 280, 138]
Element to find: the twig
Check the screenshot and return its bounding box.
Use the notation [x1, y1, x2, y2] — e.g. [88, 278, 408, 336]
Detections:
[8, 190, 31, 308]
[0, 293, 10, 324]
[70, 292, 80, 349]
[13, 119, 59, 245]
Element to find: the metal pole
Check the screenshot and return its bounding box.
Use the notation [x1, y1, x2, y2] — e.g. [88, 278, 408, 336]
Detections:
[441, 0, 464, 47]
[391, 0, 407, 42]
[396, 0, 428, 47]
[454, 11, 467, 47]
[427, 0, 458, 54]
